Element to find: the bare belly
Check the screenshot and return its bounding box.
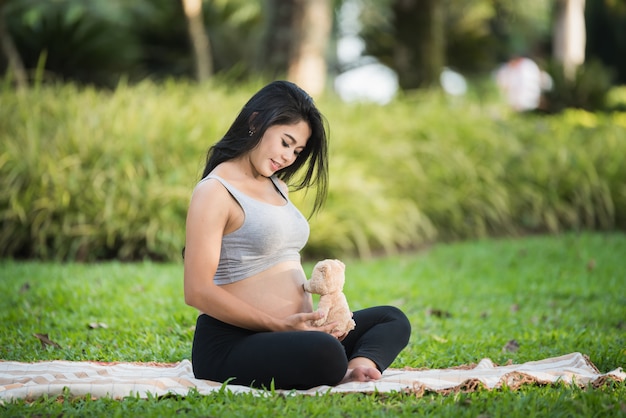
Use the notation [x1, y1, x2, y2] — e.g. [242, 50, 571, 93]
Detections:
[220, 261, 313, 318]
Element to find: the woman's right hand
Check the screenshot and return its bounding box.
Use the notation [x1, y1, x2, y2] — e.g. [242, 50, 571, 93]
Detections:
[282, 311, 338, 334]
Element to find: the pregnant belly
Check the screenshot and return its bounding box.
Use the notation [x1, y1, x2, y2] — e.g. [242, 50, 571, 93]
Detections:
[220, 261, 313, 318]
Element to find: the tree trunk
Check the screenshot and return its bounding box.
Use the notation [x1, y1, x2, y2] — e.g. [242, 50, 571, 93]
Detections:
[392, 0, 445, 89]
[182, 0, 212, 82]
[553, 0, 586, 80]
[257, 0, 294, 77]
[0, 0, 28, 90]
[287, 0, 332, 97]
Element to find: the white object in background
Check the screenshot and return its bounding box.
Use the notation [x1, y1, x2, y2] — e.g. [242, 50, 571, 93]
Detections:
[334, 62, 399, 105]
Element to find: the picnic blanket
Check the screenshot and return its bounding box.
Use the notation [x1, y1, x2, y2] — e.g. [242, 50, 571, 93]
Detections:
[1, 352, 623, 401]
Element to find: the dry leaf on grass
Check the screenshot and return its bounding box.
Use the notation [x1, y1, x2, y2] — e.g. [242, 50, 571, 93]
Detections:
[502, 339, 519, 353]
[33, 333, 62, 349]
[587, 259, 596, 271]
[426, 308, 452, 318]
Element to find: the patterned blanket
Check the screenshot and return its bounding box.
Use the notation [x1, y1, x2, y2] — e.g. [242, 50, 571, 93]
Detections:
[1, 352, 623, 401]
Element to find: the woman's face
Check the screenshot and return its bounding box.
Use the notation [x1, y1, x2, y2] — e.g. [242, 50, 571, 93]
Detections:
[251, 121, 310, 177]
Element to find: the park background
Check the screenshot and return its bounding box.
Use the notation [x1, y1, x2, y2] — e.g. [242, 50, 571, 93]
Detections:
[1, 0, 626, 262]
[1, 1, 626, 416]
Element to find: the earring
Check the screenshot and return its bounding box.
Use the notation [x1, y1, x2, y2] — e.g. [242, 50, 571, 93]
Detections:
[248, 129, 255, 137]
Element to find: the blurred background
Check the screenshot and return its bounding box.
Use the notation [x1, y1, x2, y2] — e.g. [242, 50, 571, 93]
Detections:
[2, 0, 625, 108]
[2, 0, 626, 262]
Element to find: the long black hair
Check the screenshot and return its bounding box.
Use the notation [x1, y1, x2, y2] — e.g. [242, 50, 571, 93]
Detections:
[201, 80, 329, 214]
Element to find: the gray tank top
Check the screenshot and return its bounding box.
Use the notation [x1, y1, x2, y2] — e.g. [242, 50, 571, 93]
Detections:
[200, 174, 310, 285]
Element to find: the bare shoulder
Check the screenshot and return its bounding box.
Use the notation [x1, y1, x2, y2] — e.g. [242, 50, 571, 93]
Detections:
[193, 177, 228, 198]
[188, 178, 234, 219]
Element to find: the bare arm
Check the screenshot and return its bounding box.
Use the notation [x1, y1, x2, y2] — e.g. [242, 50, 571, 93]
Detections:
[183, 179, 329, 332]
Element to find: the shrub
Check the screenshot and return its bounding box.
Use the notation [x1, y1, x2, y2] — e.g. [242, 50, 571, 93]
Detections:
[543, 59, 614, 113]
[1, 81, 625, 261]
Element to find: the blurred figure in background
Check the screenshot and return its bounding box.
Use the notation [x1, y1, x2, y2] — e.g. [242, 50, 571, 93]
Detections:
[496, 56, 552, 112]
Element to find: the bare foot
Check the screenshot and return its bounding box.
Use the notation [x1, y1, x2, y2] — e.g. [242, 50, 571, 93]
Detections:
[339, 366, 382, 384]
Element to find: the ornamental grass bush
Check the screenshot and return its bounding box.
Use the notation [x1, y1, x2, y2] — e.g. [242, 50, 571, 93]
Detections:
[1, 79, 625, 261]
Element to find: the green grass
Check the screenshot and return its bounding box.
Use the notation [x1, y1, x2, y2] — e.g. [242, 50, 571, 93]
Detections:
[1, 233, 625, 416]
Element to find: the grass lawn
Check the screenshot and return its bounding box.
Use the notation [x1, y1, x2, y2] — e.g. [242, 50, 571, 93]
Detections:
[1, 232, 625, 417]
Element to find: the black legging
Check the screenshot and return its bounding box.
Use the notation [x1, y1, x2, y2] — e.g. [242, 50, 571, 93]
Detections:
[191, 306, 411, 390]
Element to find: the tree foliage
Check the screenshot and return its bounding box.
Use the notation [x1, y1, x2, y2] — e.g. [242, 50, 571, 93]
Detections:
[1, 0, 625, 90]
[586, 0, 626, 84]
[359, 0, 553, 87]
[1, 0, 149, 86]
[0, 0, 263, 86]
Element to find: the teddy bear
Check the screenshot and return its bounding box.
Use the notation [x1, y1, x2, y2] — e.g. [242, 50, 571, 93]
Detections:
[303, 259, 356, 335]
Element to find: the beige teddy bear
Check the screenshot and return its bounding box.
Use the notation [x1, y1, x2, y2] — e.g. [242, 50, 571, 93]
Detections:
[304, 259, 356, 335]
